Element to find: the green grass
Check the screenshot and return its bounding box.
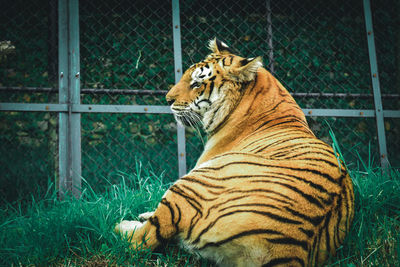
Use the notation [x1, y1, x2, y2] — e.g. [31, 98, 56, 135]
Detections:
[0, 160, 399, 266]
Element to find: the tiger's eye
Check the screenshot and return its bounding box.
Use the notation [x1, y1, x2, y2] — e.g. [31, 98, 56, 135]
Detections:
[190, 82, 201, 89]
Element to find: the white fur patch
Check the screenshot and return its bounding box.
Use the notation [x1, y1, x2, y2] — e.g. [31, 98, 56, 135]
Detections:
[190, 66, 213, 88]
[115, 220, 143, 234]
[139, 211, 154, 221]
[220, 41, 229, 48]
[191, 66, 212, 80]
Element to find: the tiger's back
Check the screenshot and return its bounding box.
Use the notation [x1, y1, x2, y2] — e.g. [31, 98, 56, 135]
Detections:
[115, 39, 354, 267]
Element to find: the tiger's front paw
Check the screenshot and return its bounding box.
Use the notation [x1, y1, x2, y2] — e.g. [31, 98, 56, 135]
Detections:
[138, 211, 154, 221]
[114, 220, 143, 236]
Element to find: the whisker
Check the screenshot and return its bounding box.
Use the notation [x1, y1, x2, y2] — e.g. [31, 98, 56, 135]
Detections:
[186, 111, 205, 147]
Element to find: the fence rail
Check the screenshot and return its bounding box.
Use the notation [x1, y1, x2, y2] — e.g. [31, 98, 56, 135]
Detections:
[1, 86, 400, 99]
[0, 0, 399, 199]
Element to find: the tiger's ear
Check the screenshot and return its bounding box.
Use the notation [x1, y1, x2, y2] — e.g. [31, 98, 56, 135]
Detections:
[228, 56, 263, 82]
[208, 38, 232, 54]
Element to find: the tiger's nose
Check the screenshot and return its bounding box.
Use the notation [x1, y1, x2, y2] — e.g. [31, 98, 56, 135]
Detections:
[166, 99, 174, 106]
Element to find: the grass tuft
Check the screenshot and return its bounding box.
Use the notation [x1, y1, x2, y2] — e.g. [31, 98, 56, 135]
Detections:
[0, 160, 399, 266]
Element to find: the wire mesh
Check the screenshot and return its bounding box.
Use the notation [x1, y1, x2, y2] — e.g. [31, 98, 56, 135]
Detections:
[270, 0, 373, 109]
[81, 113, 179, 185]
[385, 118, 400, 165]
[0, 112, 58, 204]
[79, 0, 174, 105]
[0, 0, 58, 103]
[78, 0, 182, 183]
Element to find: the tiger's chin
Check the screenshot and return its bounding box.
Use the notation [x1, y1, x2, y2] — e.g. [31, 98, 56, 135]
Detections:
[174, 115, 193, 127]
[173, 110, 204, 129]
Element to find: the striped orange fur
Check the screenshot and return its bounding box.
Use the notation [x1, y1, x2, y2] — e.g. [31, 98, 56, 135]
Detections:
[115, 38, 354, 267]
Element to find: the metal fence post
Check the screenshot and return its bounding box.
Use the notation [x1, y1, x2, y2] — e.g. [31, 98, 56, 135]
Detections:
[58, 0, 69, 199]
[58, 0, 81, 199]
[266, 0, 275, 75]
[363, 0, 389, 169]
[172, 0, 187, 177]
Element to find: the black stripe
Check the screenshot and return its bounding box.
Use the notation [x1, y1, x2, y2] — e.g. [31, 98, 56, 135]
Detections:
[315, 225, 324, 263]
[169, 186, 203, 215]
[250, 138, 303, 154]
[242, 128, 311, 150]
[324, 210, 332, 254]
[251, 136, 301, 153]
[228, 55, 234, 65]
[284, 206, 324, 226]
[225, 188, 296, 204]
[266, 118, 308, 130]
[160, 199, 175, 230]
[186, 211, 201, 240]
[252, 136, 311, 153]
[205, 105, 221, 130]
[254, 115, 303, 132]
[343, 182, 350, 234]
[257, 180, 325, 209]
[199, 229, 284, 250]
[148, 216, 168, 245]
[280, 151, 337, 161]
[266, 237, 308, 251]
[256, 114, 309, 132]
[205, 196, 247, 219]
[200, 173, 292, 182]
[218, 209, 303, 225]
[269, 124, 315, 134]
[309, 230, 318, 266]
[251, 101, 295, 125]
[181, 176, 225, 189]
[335, 197, 342, 245]
[195, 209, 301, 245]
[195, 99, 212, 106]
[270, 144, 335, 159]
[299, 227, 314, 238]
[208, 80, 215, 98]
[179, 184, 218, 201]
[263, 257, 305, 267]
[205, 194, 293, 219]
[250, 175, 334, 204]
[175, 203, 182, 228]
[264, 171, 333, 196]
[201, 161, 339, 185]
[270, 144, 334, 158]
[218, 203, 280, 212]
[193, 99, 200, 109]
[242, 77, 258, 102]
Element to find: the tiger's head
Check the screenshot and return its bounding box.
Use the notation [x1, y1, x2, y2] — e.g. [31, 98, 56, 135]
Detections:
[166, 38, 263, 134]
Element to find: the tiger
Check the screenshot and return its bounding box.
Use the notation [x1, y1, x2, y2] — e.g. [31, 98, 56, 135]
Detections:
[115, 38, 355, 267]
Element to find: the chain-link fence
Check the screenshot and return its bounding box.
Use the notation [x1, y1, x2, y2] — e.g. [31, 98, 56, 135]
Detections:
[1, 0, 399, 203]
